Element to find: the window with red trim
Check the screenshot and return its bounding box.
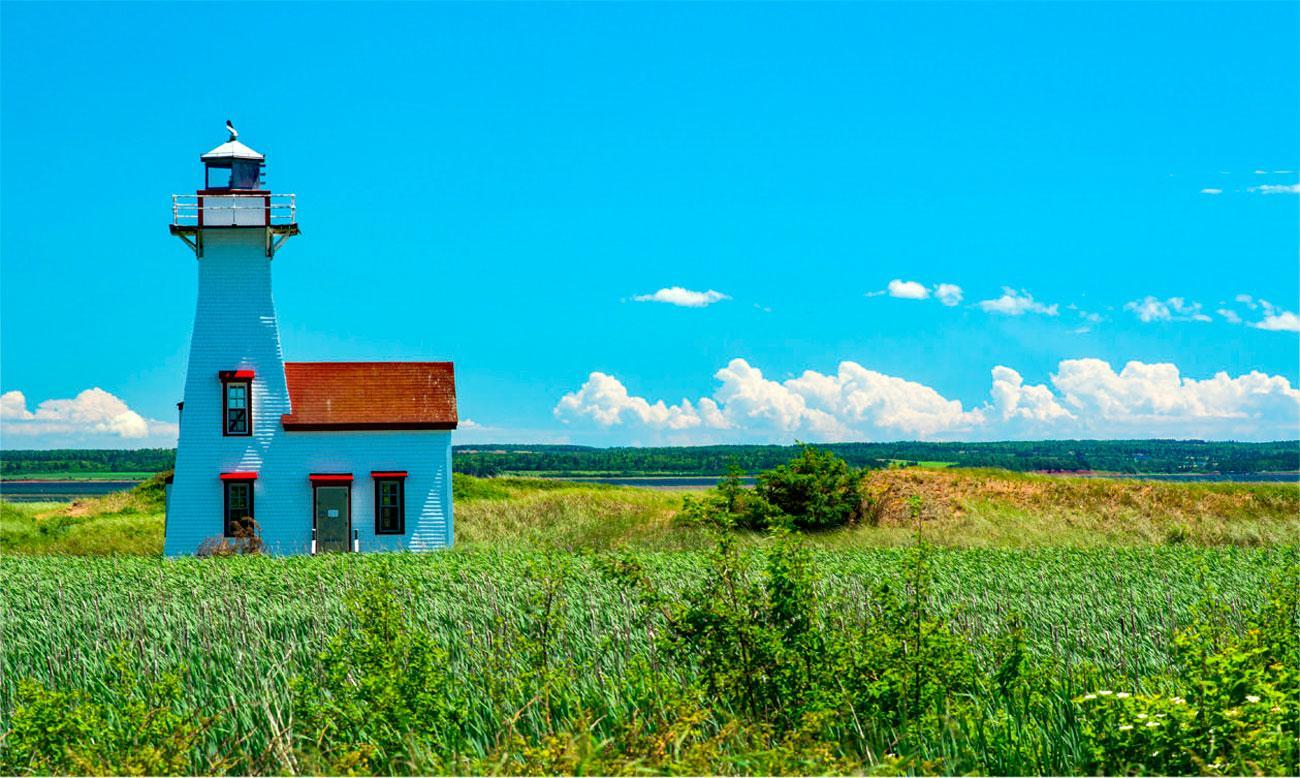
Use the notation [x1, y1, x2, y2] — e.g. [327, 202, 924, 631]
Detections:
[223, 379, 251, 436]
[224, 480, 254, 538]
[375, 476, 405, 535]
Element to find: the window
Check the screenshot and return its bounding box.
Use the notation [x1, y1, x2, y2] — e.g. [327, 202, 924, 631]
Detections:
[223, 380, 251, 435]
[224, 481, 254, 538]
[374, 477, 405, 535]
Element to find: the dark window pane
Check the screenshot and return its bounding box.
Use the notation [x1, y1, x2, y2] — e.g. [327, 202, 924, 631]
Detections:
[375, 479, 404, 534]
[224, 382, 250, 434]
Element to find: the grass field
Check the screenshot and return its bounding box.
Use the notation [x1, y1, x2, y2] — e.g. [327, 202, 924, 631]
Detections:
[1, 469, 1297, 775]
[5, 468, 1294, 556]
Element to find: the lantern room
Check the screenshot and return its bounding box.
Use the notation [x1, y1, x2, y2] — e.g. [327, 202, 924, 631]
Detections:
[170, 121, 299, 258]
[200, 138, 265, 191]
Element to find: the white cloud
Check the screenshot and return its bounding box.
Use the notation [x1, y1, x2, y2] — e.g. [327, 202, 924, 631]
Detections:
[555, 358, 1300, 443]
[886, 279, 930, 300]
[978, 288, 1059, 317]
[868, 280, 964, 306]
[935, 283, 964, 307]
[1253, 310, 1300, 333]
[0, 388, 178, 447]
[554, 372, 726, 431]
[990, 366, 1073, 423]
[1124, 296, 1211, 323]
[1217, 308, 1242, 324]
[631, 287, 730, 308]
[1248, 183, 1300, 194]
[1051, 359, 1299, 437]
[1199, 188, 1223, 195]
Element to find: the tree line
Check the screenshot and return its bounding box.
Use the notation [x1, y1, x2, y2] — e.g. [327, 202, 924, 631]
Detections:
[3, 439, 1297, 478]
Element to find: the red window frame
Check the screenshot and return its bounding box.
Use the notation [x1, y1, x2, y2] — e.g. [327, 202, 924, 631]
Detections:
[223, 479, 255, 538]
[373, 472, 407, 535]
[220, 370, 254, 437]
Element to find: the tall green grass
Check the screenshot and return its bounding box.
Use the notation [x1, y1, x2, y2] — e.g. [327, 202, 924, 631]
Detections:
[1, 546, 1294, 773]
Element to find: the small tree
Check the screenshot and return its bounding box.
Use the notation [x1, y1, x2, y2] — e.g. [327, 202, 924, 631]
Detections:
[755, 445, 863, 531]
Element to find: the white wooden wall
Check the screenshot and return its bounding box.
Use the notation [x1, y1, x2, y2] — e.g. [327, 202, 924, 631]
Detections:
[164, 229, 454, 556]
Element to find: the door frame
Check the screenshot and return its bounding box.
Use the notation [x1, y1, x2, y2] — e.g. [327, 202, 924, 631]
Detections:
[311, 476, 353, 553]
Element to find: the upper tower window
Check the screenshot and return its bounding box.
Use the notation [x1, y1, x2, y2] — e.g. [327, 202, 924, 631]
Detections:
[219, 370, 254, 436]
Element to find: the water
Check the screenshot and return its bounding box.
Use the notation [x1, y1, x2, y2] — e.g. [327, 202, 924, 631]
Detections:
[1045, 472, 1299, 483]
[547, 476, 757, 490]
[0, 480, 142, 502]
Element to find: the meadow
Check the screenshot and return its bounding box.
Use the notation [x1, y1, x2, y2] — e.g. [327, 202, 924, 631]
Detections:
[1, 469, 1297, 775]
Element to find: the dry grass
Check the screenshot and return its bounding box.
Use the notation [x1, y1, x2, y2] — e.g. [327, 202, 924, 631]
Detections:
[828, 467, 1300, 548]
[454, 478, 707, 551]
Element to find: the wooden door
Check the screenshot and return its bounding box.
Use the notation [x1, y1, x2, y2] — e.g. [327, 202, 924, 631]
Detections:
[315, 485, 351, 552]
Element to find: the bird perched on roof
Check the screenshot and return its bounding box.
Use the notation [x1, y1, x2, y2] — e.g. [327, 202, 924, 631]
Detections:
[226, 120, 238, 141]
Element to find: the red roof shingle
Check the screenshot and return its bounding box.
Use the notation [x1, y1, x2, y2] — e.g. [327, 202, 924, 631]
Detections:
[281, 362, 457, 431]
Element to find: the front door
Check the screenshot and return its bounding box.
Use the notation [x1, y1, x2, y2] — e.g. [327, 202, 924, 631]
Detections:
[315, 485, 351, 552]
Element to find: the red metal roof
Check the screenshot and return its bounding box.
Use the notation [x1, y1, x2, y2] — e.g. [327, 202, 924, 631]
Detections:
[281, 362, 457, 431]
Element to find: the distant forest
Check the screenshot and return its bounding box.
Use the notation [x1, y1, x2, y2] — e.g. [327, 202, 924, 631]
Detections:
[4, 440, 1297, 478]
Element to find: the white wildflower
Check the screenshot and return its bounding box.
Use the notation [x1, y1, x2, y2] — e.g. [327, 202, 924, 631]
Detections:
[1117, 692, 1131, 699]
[1246, 695, 1260, 703]
[1099, 690, 1114, 696]
[1146, 721, 1159, 728]
[1120, 725, 1133, 731]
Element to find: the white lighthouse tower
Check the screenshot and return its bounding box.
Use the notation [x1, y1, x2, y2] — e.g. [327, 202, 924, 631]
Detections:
[164, 123, 300, 555]
[164, 124, 457, 557]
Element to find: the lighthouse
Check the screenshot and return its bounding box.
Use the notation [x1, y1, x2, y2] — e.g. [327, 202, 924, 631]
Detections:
[164, 124, 457, 556]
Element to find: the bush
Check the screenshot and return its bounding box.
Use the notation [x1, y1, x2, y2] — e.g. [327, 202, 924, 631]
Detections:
[0, 653, 207, 776]
[1076, 568, 1300, 775]
[755, 445, 865, 531]
[291, 576, 467, 774]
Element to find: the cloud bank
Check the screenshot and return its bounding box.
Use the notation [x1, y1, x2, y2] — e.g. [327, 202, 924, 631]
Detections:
[1, 388, 178, 448]
[555, 358, 1300, 442]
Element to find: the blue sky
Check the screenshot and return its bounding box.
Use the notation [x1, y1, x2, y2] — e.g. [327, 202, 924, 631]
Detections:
[2, 2, 1298, 448]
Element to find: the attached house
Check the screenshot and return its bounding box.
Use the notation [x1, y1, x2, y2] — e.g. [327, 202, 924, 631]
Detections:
[163, 127, 457, 555]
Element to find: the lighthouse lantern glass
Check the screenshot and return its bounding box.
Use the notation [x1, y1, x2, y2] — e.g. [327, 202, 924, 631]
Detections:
[205, 160, 263, 191]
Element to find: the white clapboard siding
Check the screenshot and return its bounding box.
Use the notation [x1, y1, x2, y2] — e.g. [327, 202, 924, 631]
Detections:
[164, 228, 454, 556]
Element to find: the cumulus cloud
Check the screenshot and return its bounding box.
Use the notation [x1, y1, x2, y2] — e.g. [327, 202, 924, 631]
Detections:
[1253, 309, 1300, 332]
[555, 358, 1299, 443]
[978, 288, 1059, 316]
[886, 279, 930, 300]
[1124, 296, 1211, 323]
[989, 367, 1073, 423]
[868, 280, 964, 306]
[631, 287, 730, 308]
[935, 283, 964, 306]
[0, 388, 178, 447]
[1219, 295, 1299, 332]
[1248, 183, 1300, 194]
[554, 372, 728, 431]
[1199, 188, 1223, 195]
[1051, 359, 1299, 437]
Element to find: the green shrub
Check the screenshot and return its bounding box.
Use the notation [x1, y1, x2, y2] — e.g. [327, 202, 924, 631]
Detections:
[291, 577, 467, 774]
[1077, 568, 1299, 775]
[0, 653, 205, 776]
[755, 445, 865, 531]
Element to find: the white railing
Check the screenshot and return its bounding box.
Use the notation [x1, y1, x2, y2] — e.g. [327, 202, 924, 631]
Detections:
[171, 193, 296, 227]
